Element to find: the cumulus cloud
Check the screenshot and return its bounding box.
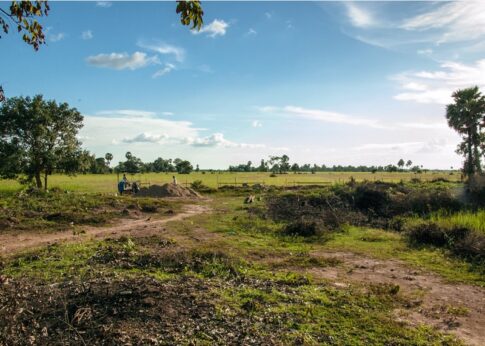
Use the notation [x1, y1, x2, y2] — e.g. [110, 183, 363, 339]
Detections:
[184, 133, 264, 149]
[137, 41, 185, 62]
[392, 59, 485, 104]
[252, 120, 262, 128]
[81, 30, 93, 40]
[122, 133, 167, 144]
[260, 105, 387, 129]
[192, 19, 229, 37]
[86, 52, 159, 70]
[152, 63, 175, 78]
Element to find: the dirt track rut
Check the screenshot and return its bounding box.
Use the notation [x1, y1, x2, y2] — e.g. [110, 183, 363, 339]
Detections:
[0, 204, 210, 256]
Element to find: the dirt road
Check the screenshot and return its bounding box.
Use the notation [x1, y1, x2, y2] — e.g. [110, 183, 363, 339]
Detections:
[0, 204, 210, 256]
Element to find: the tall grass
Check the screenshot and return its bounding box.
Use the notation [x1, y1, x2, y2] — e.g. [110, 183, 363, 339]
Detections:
[429, 210, 485, 235]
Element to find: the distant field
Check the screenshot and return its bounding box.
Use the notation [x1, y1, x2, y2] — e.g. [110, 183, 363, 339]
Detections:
[0, 171, 460, 194]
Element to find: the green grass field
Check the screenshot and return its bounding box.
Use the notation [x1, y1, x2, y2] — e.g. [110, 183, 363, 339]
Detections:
[0, 171, 460, 193]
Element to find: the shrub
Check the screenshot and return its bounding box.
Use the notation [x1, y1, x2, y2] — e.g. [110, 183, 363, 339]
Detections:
[405, 221, 485, 262]
[353, 184, 390, 216]
[281, 219, 326, 237]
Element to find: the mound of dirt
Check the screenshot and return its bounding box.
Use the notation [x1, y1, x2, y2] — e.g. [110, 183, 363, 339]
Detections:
[136, 183, 201, 198]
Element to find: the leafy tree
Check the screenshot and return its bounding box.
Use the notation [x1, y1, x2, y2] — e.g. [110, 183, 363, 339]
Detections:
[291, 163, 299, 173]
[446, 86, 485, 176]
[397, 159, 405, 169]
[406, 160, 412, 168]
[121, 152, 144, 174]
[0, 95, 83, 189]
[175, 160, 193, 174]
[258, 159, 268, 172]
[105, 152, 113, 167]
[269, 155, 290, 174]
[152, 157, 173, 172]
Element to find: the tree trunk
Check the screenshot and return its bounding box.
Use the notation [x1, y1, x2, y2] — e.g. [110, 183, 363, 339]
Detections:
[467, 131, 474, 175]
[35, 171, 42, 189]
[44, 171, 48, 191]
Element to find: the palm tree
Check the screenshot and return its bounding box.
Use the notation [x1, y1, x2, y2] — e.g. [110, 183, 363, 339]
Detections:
[446, 86, 485, 176]
[105, 153, 113, 167]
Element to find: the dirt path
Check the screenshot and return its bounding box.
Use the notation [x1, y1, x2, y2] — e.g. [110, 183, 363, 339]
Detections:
[305, 251, 485, 346]
[0, 204, 211, 256]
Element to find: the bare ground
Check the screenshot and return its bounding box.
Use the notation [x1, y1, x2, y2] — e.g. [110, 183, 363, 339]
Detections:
[305, 251, 485, 346]
[1, 203, 484, 345]
[0, 204, 210, 256]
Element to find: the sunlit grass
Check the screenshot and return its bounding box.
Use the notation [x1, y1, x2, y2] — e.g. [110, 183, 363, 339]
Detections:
[428, 210, 485, 234]
[0, 171, 460, 193]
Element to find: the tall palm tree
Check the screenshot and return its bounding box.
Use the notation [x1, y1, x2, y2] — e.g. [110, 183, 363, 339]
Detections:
[446, 86, 485, 176]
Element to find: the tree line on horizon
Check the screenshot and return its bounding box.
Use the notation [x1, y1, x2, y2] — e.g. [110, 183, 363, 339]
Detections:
[228, 156, 420, 174]
[0, 87, 484, 190]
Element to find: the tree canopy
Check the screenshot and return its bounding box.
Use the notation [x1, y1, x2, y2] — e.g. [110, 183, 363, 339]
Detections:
[0, 95, 83, 189]
[446, 86, 485, 176]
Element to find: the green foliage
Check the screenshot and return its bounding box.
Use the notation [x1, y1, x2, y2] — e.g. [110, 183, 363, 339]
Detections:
[176, 0, 204, 30]
[175, 159, 193, 174]
[0, 95, 83, 189]
[446, 86, 485, 176]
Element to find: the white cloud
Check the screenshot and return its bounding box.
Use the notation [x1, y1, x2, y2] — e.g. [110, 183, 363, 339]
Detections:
[96, 109, 157, 118]
[260, 105, 387, 129]
[354, 139, 451, 154]
[392, 59, 485, 104]
[397, 122, 448, 130]
[344, 2, 376, 28]
[184, 133, 264, 149]
[152, 63, 175, 78]
[401, 2, 485, 44]
[137, 41, 185, 62]
[192, 19, 229, 38]
[122, 133, 167, 144]
[252, 120, 262, 128]
[162, 112, 174, 116]
[86, 52, 159, 70]
[96, 1, 112, 8]
[81, 30, 93, 40]
[49, 32, 65, 42]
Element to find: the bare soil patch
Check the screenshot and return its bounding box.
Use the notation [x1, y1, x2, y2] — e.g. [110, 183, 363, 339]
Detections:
[0, 204, 210, 256]
[136, 183, 201, 198]
[306, 251, 485, 346]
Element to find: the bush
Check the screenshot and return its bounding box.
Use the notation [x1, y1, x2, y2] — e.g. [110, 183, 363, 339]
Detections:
[353, 185, 390, 216]
[281, 219, 326, 237]
[405, 221, 485, 262]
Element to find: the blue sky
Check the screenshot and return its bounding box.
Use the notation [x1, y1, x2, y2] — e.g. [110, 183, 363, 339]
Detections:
[2, 1, 484, 169]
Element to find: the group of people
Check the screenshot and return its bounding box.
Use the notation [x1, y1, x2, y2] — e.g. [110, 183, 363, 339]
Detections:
[117, 174, 178, 195]
[117, 174, 140, 195]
